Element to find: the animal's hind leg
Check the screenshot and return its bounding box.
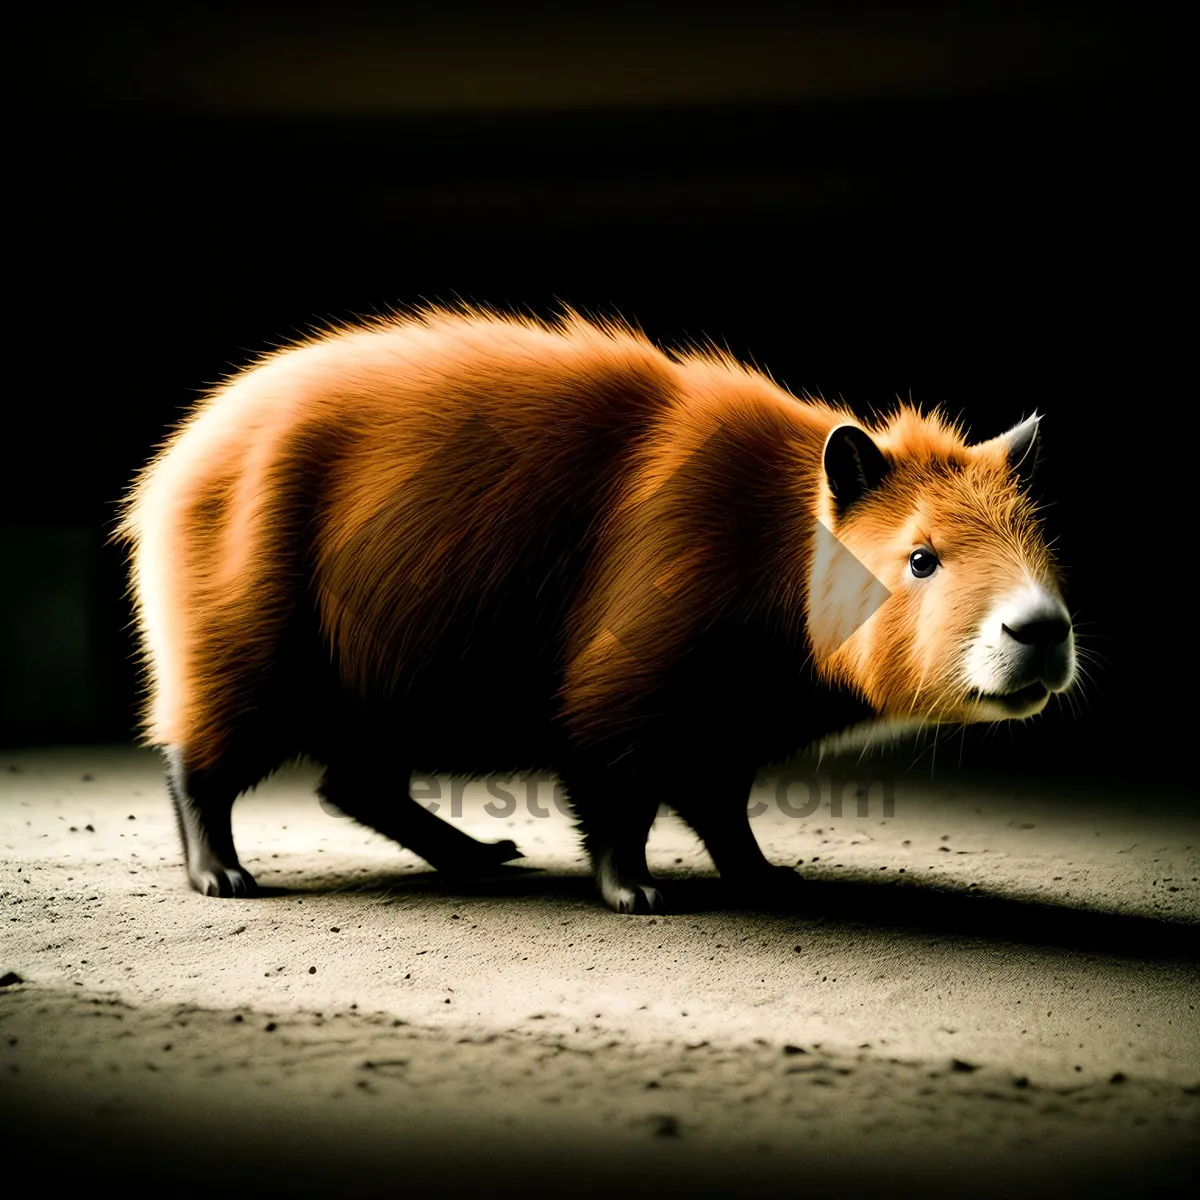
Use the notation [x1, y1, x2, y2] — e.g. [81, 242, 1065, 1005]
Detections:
[318, 761, 524, 876]
[165, 745, 258, 898]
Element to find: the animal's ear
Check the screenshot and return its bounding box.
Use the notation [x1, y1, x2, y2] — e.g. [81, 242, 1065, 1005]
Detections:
[823, 425, 890, 516]
[977, 412, 1041, 490]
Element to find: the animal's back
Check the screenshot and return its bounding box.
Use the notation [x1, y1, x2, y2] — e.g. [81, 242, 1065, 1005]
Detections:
[120, 309, 811, 775]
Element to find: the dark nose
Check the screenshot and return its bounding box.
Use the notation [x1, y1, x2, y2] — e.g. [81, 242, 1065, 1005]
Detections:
[1002, 613, 1071, 648]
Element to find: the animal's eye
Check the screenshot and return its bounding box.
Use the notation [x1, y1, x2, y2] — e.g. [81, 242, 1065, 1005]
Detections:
[909, 548, 939, 579]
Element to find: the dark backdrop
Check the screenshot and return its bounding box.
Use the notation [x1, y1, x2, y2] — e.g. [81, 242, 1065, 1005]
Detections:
[0, 3, 1186, 778]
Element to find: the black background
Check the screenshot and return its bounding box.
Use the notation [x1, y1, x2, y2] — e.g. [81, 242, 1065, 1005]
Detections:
[1, 2, 1186, 776]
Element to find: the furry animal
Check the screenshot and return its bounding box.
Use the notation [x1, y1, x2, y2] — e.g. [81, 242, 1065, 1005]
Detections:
[116, 307, 1076, 913]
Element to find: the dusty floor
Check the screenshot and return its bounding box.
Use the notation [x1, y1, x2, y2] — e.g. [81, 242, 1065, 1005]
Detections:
[2, 745, 1197, 1196]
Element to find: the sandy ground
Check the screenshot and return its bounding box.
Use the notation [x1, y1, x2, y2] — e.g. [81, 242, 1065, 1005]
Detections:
[2, 745, 1197, 1196]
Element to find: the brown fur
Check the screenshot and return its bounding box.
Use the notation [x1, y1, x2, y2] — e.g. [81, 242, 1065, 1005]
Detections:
[116, 306, 1064, 909]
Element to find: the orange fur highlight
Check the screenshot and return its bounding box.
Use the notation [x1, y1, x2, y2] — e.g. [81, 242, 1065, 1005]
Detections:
[116, 306, 1062, 775]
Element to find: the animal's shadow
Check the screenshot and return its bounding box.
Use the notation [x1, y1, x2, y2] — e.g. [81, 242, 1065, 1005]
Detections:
[254, 866, 1199, 965]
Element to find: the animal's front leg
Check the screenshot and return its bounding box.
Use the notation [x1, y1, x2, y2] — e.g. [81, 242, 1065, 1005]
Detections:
[561, 765, 665, 914]
[673, 764, 804, 905]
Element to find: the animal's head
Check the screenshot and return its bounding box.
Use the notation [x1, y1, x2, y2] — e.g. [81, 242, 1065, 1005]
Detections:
[807, 408, 1075, 725]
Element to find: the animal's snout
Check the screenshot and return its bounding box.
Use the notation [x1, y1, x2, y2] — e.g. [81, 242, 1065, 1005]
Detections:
[997, 590, 1074, 692]
[964, 584, 1076, 708]
[1001, 610, 1071, 649]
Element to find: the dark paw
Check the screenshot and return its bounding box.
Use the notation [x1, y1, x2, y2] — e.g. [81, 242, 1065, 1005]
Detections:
[600, 876, 668, 915]
[436, 838, 525, 878]
[188, 865, 258, 898]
